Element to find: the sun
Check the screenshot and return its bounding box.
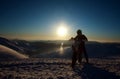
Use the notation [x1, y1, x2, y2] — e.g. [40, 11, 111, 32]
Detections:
[57, 26, 67, 37]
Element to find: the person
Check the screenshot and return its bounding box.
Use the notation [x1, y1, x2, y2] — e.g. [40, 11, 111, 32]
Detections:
[71, 29, 89, 68]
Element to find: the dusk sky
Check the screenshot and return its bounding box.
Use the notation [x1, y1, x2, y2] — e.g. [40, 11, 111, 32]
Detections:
[0, 0, 120, 42]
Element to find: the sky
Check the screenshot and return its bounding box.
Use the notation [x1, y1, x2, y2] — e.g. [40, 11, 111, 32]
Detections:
[0, 0, 120, 42]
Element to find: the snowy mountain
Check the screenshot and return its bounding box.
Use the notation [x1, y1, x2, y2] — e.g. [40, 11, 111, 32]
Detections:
[0, 37, 34, 54]
[0, 45, 28, 61]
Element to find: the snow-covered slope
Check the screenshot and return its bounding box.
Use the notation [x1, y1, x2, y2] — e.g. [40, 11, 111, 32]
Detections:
[0, 58, 120, 79]
[0, 45, 28, 60]
[0, 37, 32, 54]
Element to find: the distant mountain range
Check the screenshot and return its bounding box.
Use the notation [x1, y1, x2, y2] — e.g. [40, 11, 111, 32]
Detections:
[0, 37, 120, 59]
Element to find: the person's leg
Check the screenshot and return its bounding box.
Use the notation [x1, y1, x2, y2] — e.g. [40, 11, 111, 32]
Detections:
[71, 46, 77, 68]
[83, 47, 89, 63]
[78, 49, 83, 64]
[78, 54, 82, 64]
[71, 53, 77, 68]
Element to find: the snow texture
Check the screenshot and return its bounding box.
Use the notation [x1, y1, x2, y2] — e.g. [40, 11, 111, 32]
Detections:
[0, 58, 120, 79]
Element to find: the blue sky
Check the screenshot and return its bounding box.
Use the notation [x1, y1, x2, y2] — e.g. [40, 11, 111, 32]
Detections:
[0, 0, 120, 42]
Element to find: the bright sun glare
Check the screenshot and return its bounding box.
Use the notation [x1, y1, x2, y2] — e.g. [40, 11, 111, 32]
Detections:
[57, 23, 67, 37]
[57, 26, 67, 37]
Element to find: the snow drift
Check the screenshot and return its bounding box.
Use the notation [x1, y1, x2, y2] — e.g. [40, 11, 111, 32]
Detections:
[0, 45, 28, 61]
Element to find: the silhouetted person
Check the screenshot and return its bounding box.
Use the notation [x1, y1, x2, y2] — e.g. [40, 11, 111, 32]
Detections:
[71, 29, 88, 68]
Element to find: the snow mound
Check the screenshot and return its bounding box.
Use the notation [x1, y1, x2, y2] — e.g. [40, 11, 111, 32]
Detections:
[0, 45, 28, 60]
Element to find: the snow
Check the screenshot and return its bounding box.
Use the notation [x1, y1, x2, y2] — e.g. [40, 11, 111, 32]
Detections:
[0, 58, 120, 79]
[0, 45, 29, 60]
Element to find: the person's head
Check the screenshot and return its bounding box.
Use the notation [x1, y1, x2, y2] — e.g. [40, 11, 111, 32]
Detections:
[77, 29, 82, 35]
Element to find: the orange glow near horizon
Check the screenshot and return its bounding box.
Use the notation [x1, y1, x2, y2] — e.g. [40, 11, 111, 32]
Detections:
[4, 33, 118, 42]
[1, 34, 120, 42]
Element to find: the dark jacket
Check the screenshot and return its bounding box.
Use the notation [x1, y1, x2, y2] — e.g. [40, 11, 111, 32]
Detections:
[74, 34, 88, 47]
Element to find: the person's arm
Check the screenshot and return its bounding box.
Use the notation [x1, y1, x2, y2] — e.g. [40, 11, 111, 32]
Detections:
[82, 35, 88, 41]
[74, 36, 78, 40]
[69, 37, 75, 41]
